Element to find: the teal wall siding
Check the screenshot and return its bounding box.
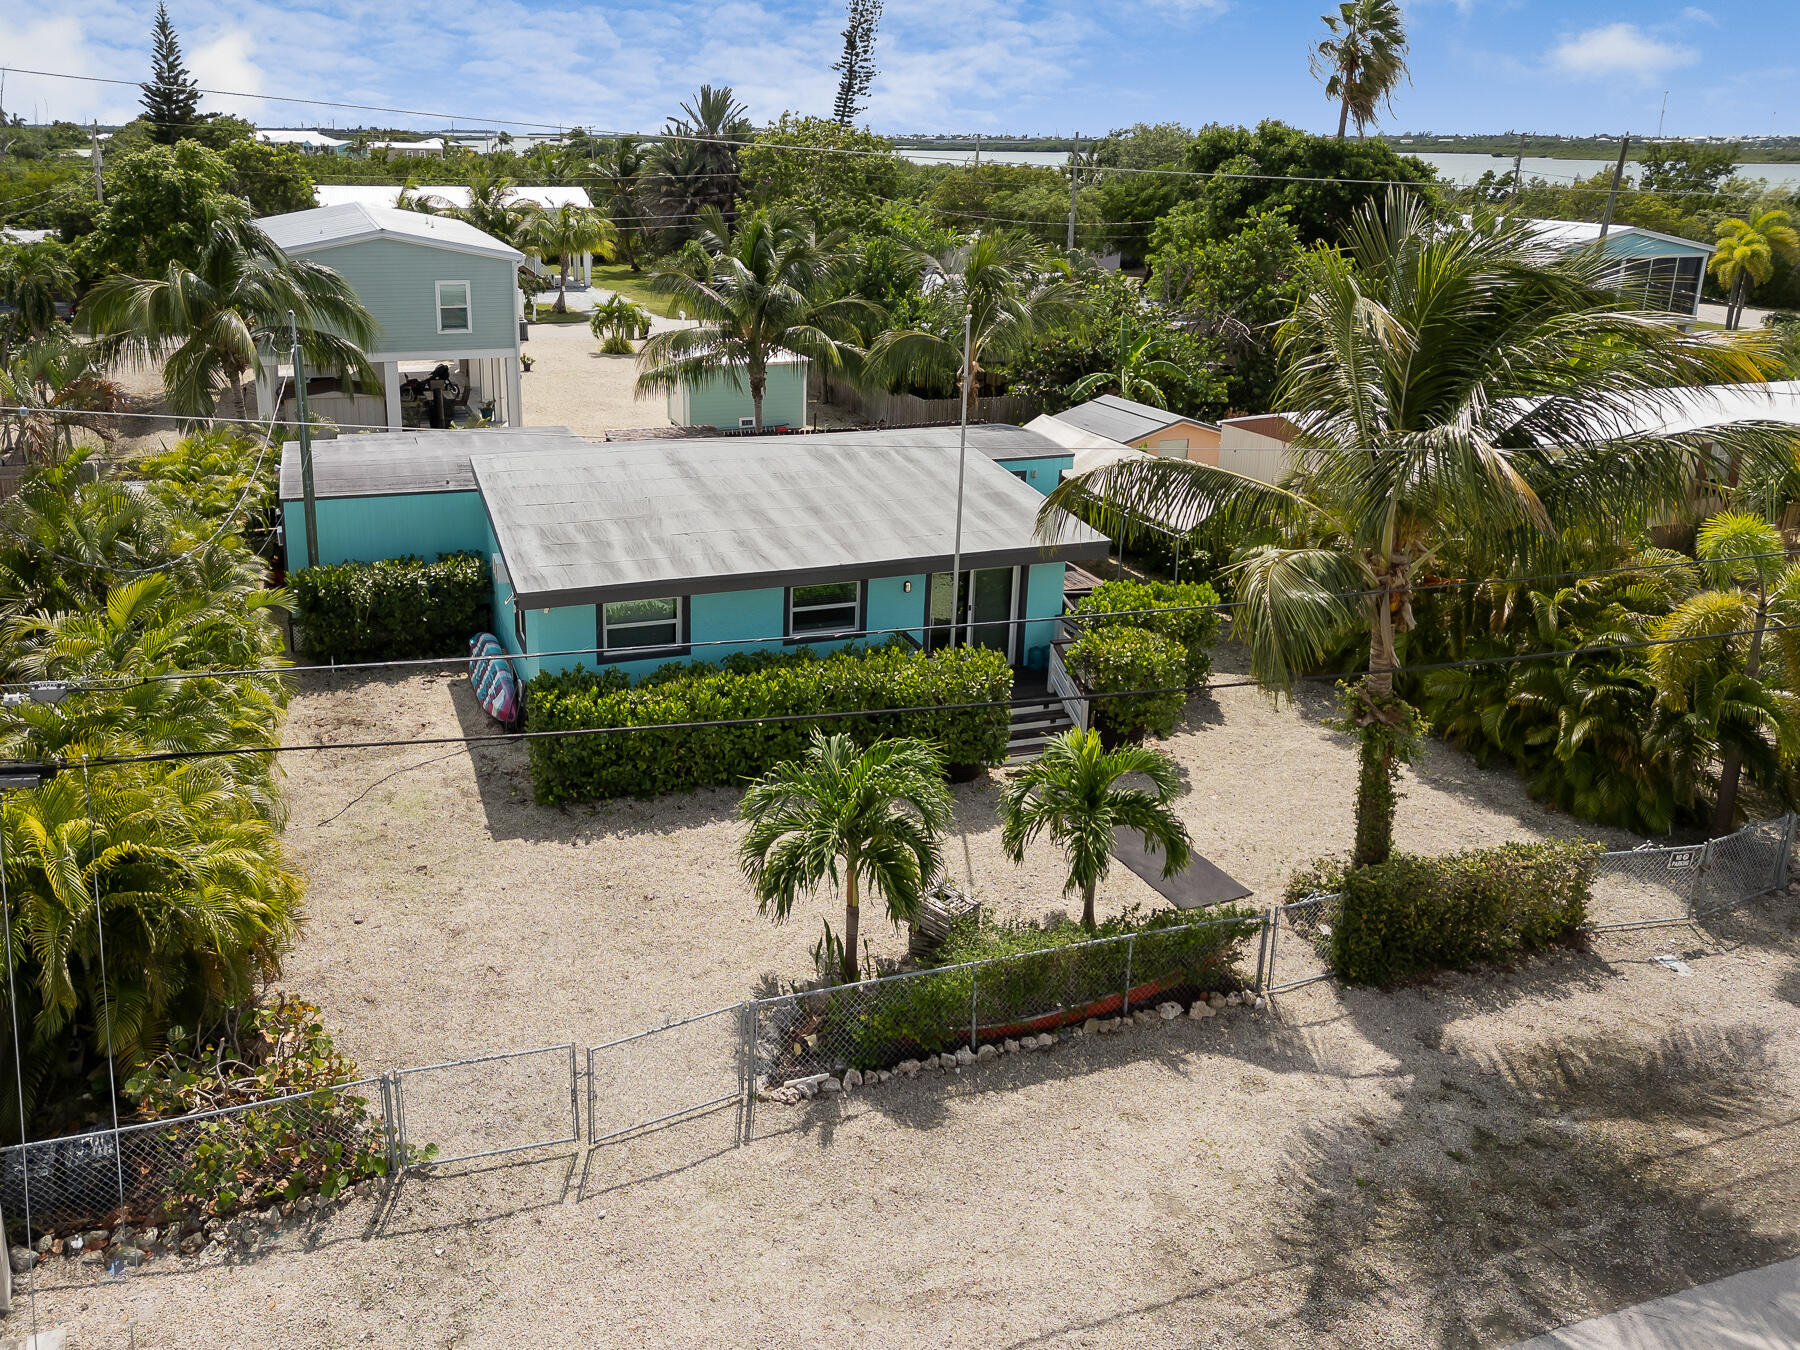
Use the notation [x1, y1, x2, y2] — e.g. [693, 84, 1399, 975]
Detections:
[282, 491, 490, 570]
[670, 361, 807, 429]
[286, 237, 518, 356]
[1020, 562, 1067, 669]
[993, 455, 1072, 496]
[517, 603, 598, 681]
[866, 574, 926, 642]
[1603, 232, 1713, 260]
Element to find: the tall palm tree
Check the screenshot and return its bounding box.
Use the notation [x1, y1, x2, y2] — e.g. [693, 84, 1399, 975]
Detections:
[81, 214, 376, 419]
[515, 203, 619, 313]
[739, 731, 954, 985]
[865, 230, 1087, 419]
[646, 85, 752, 238]
[591, 135, 648, 270]
[999, 728, 1191, 932]
[1710, 210, 1800, 331]
[1648, 512, 1800, 834]
[1310, 0, 1410, 140]
[635, 206, 875, 431]
[1043, 192, 1785, 868]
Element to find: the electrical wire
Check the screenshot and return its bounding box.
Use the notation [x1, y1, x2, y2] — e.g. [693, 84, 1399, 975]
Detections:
[43, 614, 1800, 773]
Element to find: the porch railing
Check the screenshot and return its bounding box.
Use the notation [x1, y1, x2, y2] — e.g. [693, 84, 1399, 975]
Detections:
[1047, 638, 1090, 733]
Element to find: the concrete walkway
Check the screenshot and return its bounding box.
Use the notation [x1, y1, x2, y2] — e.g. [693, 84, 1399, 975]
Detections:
[1510, 1258, 1800, 1348]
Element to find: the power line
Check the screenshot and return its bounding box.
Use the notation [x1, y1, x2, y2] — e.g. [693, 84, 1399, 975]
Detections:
[47, 614, 1800, 773]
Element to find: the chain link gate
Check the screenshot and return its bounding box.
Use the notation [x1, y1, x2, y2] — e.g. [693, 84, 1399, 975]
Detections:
[585, 1005, 748, 1149]
[1263, 893, 1341, 993]
[395, 1044, 578, 1170]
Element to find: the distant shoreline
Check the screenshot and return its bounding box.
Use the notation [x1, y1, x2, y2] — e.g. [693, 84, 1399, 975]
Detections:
[890, 135, 1800, 165]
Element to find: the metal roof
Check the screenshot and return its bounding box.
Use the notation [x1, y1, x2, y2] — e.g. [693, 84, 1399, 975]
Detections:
[1051, 395, 1205, 445]
[1521, 219, 1716, 257]
[312, 184, 593, 212]
[259, 203, 524, 262]
[277, 427, 594, 502]
[474, 428, 1112, 607]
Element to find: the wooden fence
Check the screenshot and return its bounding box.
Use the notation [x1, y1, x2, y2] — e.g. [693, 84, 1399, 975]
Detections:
[813, 371, 1041, 428]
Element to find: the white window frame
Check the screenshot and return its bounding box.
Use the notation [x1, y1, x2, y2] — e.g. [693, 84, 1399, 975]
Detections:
[600, 596, 685, 654]
[787, 580, 863, 640]
[436, 279, 472, 334]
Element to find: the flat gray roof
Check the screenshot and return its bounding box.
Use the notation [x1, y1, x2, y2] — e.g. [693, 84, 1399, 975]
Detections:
[475, 429, 1111, 607]
[278, 427, 594, 501]
[1052, 394, 1210, 445]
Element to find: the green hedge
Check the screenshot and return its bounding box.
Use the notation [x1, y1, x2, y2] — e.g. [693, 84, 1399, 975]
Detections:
[290, 552, 490, 662]
[1326, 840, 1601, 985]
[1067, 626, 1187, 741]
[813, 906, 1260, 1073]
[1071, 578, 1223, 685]
[524, 641, 1012, 802]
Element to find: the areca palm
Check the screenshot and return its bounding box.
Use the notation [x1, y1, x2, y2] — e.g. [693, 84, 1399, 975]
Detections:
[0, 332, 127, 466]
[1000, 728, 1191, 931]
[739, 732, 954, 985]
[1710, 210, 1800, 331]
[81, 214, 376, 419]
[1648, 512, 1800, 833]
[590, 135, 648, 269]
[515, 203, 618, 313]
[1311, 0, 1410, 140]
[636, 206, 875, 431]
[1044, 191, 1784, 867]
[865, 229, 1088, 419]
[0, 240, 75, 353]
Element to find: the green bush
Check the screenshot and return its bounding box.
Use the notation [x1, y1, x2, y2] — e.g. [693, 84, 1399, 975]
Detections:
[1066, 626, 1187, 741]
[817, 906, 1259, 1072]
[1072, 578, 1222, 685]
[1328, 840, 1601, 985]
[291, 552, 490, 661]
[525, 641, 1012, 802]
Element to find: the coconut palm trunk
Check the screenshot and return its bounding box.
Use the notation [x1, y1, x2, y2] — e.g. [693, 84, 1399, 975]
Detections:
[1080, 878, 1098, 931]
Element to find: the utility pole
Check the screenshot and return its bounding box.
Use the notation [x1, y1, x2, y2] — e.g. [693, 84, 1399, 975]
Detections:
[1657, 91, 1669, 139]
[1067, 132, 1080, 254]
[948, 306, 972, 649]
[1599, 133, 1631, 239]
[289, 312, 320, 570]
[90, 122, 104, 204]
[1511, 132, 1524, 204]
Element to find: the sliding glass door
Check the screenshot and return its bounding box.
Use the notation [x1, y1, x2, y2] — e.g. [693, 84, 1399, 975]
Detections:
[925, 567, 1017, 662]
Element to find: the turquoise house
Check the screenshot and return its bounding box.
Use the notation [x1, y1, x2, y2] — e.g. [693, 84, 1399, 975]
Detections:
[665, 354, 809, 430]
[279, 425, 1110, 676]
[259, 203, 525, 430]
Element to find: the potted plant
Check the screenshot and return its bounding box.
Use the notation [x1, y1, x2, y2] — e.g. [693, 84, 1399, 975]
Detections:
[520, 353, 535, 373]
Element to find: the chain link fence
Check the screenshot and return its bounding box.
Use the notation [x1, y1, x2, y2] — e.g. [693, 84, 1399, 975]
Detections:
[745, 911, 1263, 1093]
[1264, 893, 1343, 993]
[586, 1005, 745, 1147]
[1589, 814, 1796, 929]
[0, 1077, 393, 1239]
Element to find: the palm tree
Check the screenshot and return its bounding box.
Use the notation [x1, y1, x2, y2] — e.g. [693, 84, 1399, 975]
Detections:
[588, 294, 652, 354]
[1066, 317, 1189, 410]
[0, 240, 76, 354]
[1648, 512, 1800, 834]
[448, 163, 522, 241]
[1310, 0, 1410, 140]
[515, 203, 619, 313]
[0, 333, 127, 466]
[865, 230, 1088, 419]
[635, 206, 875, 431]
[646, 86, 752, 239]
[81, 214, 376, 419]
[1710, 210, 1800, 331]
[1043, 192, 1786, 868]
[739, 731, 954, 985]
[999, 728, 1191, 931]
[591, 135, 648, 269]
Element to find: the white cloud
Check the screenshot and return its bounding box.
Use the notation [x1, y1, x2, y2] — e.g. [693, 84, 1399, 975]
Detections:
[1548, 23, 1698, 80]
[188, 28, 268, 122]
[1680, 6, 1716, 24]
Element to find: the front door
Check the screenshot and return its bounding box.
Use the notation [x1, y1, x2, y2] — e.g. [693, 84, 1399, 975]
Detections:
[925, 567, 1017, 663]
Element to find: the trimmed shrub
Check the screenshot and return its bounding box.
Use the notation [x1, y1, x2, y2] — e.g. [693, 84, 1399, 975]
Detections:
[1071, 578, 1223, 684]
[524, 641, 1013, 803]
[290, 552, 490, 661]
[1066, 626, 1187, 742]
[1328, 840, 1602, 985]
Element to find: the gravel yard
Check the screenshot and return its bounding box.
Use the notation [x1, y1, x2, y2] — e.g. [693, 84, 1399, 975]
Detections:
[21, 652, 1800, 1348]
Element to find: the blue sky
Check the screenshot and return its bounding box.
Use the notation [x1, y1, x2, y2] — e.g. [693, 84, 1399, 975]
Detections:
[0, 1, 1790, 139]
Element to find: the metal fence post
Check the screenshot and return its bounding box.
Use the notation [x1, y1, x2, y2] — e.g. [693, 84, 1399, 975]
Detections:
[1690, 836, 1715, 918]
[1121, 933, 1136, 1017]
[1254, 909, 1272, 992]
[969, 966, 980, 1052]
[741, 1002, 756, 1146]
